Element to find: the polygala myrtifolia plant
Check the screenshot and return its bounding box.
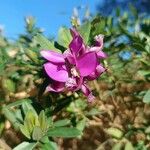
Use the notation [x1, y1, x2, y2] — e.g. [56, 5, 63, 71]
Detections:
[1, 5, 149, 149]
[1, 19, 107, 150]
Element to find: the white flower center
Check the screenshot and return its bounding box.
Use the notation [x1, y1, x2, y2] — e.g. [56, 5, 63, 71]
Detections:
[65, 78, 77, 89]
[71, 67, 79, 77]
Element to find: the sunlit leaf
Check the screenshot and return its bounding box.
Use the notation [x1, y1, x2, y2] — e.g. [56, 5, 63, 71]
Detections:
[13, 142, 37, 150]
[32, 126, 43, 141]
[125, 141, 134, 150]
[58, 27, 72, 48]
[77, 21, 91, 44]
[34, 34, 60, 52]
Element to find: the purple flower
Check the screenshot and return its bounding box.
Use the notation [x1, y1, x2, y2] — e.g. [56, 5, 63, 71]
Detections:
[40, 29, 107, 102]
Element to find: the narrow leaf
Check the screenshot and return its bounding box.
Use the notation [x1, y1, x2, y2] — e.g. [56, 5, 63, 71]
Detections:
[53, 119, 70, 127]
[13, 142, 37, 150]
[58, 27, 72, 48]
[77, 21, 91, 44]
[34, 34, 60, 52]
[32, 126, 43, 141]
[47, 127, 81, 138]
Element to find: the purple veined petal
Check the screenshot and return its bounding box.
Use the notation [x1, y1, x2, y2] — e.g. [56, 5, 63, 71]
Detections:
[70, 28, 79, 38]
[87, 64, 106, 80]
[40, 50, 65, 64]
[94, 34, 104, 49]
[63, 49, 76, 64]
[78, 44, 86, 56]
[46, 82, 65, 92]
[69, 36, 83, 54]
[97, 50, 107, 59]
[44, 62, 68, 82]
[81, 84, 95, 102]
[76, 52, 97, 77]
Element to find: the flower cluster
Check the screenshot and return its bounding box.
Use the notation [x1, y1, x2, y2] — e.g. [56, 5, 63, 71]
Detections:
[40, 29, 107, 102]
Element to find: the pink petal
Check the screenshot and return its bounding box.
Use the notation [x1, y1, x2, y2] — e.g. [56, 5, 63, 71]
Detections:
[44, 62, 68, 82]
[89, 46, 100, 52]
[94, 34, 104, 49]
[40, 50, 65, 63]
[70, 28, 79, 38]
[69, 36, 83, 54]
[87, 64, 106, 80]
[46, 82, 65, 92]
[97, 50, 107, 59]
[76, 52, 97, 77]
[81, 84, 95, 102]
[63, 49, 75, 64]
[89, 47, 107, 59]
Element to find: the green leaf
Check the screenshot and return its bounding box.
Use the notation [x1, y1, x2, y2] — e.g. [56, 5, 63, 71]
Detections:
[24, 110, 39, 134]
[86, 108, 101, 116]
[2, 107, 20, 129]
[21, 101, 37, 116]
[138, 70, 150, 77]
[32, 126, 43, 141]
[107, 16, 113, 28]
[112, 143, 123, 150]
[40, 141, 58, 150]
[77, 21, 91, 44]
[34, 34, 60, 52]
[76, 118, 86, 132]
[53, 119, 70, 127]
[13, 142, 37, 150]
[143, 90, 150, 103]
[47, 127, 81, 138]
[132, 43, 145, 51]
[58, 27, 72, 48]
[0, 122, 4, 136]
[91, 17, 105, 37]
[2, 78, 16, 93]
[39, 110, 49, 131]
[125, 141, 134, 150]
[6, 99, 32, 108]
[20, 124, 31, 139]
[106, 128, 123, 139]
